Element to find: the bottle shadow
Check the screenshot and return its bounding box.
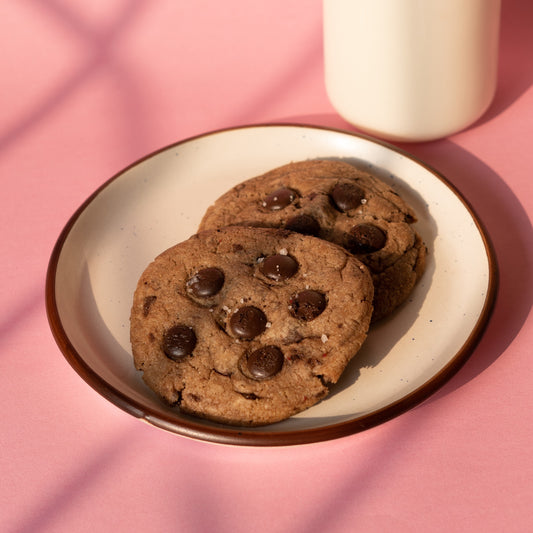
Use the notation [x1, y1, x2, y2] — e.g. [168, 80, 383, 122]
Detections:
[476, 0, 533, 127]
[398, 137, 533, 399]
[275, 115, 532, 405]
[281, 0, 533, 399]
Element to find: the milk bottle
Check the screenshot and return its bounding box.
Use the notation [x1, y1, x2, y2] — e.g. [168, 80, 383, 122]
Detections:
[324, 0, 501, 142]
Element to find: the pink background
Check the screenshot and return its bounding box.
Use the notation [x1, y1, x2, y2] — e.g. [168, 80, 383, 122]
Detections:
[1, 1, 532, 532]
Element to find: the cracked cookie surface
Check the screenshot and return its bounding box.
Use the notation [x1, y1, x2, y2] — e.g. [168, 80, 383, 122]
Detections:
[130, 226, 373, 426]
[199, 159, 427, 321]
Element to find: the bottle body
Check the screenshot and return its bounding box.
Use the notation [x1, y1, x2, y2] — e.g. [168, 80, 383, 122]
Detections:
[324, 0, 501, 142]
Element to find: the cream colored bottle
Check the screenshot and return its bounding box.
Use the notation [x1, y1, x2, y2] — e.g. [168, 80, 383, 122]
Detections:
[324, 0, 501, 142]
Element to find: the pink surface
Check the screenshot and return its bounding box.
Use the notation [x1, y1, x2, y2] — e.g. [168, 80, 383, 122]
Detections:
[1, 1, 532, 532]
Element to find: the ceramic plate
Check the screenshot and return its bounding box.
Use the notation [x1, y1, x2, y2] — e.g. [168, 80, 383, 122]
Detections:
[46, 124, 497, 446]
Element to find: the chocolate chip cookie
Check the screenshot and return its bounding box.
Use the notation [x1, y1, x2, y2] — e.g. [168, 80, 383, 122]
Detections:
[199, 159, 426, 321]
[130, 226, 373, 426]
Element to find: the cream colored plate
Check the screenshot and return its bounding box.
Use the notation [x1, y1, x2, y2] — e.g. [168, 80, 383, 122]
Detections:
[46, 124, 497, 446]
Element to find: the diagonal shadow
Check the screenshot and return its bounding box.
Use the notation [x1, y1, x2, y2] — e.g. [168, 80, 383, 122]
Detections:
[9, 425, 139, 533]
[0, 0, 147, 153]
[226, 16, 324, 127]
[0, 289, 44, 344]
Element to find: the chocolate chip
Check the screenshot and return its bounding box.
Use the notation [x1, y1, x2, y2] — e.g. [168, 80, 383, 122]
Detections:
[263, 187, 296, 210]
[142, 295, 157, 317]
[187, 267, 225, 297]
[260, 254, 298, 281]
[246, 346, 284, 380]
[162, 325, 197, 360]
[330, 182, 365, 212]
[290, 290, 327, 321]
[346, 224, 386, 254]
[229, 306, 267, 339]
[285, 214, 320, 236]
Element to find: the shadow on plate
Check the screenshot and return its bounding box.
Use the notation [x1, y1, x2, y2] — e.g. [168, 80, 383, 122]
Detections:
[399, 138, 533, 402]
[325, 155, 437, 398]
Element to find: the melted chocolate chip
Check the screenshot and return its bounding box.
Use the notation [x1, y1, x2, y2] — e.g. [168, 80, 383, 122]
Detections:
[245, 346, 284, 380]
[187, 267, 225, 297]
[229, 306, 267, 339]
[263, 187, 296, 210]
[260, 254, 298, 281]
[330, 182, 365, 212]
[346, 224, 386, 254]
[162, 325, 197, 360]
[285, 214, 320, 236]
[142, 295, 157, 317]
[290, 290, 327, 321]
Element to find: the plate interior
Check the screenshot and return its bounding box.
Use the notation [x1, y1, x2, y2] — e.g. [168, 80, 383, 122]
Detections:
[50, 125, 494, 443]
